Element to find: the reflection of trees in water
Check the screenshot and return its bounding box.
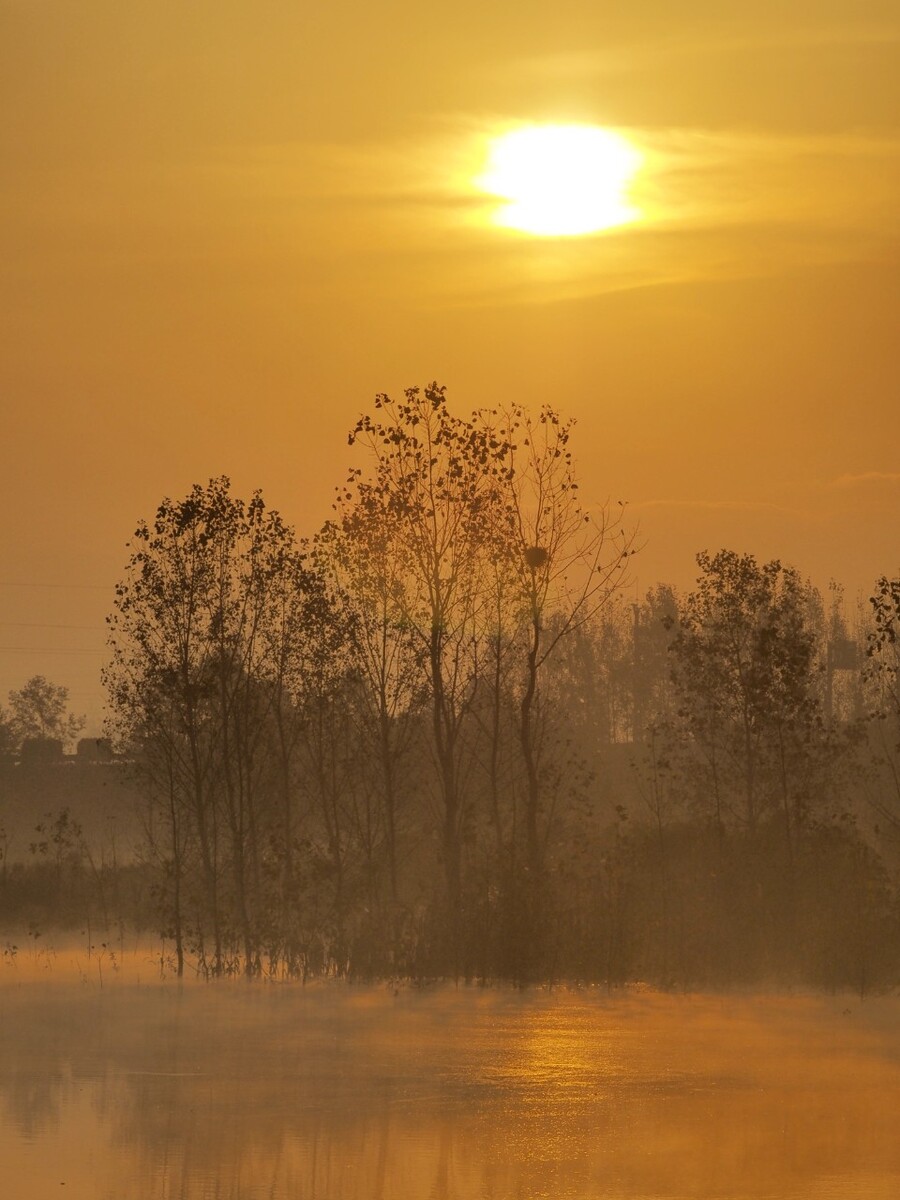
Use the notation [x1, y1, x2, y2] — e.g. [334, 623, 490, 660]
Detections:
[2, 987, 900, 1199]
[2, 1068, 65, 1137]
[0, 988, 89, 1135]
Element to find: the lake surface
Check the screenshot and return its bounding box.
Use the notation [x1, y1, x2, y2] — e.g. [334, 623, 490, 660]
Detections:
[1, 955, 899, 1198]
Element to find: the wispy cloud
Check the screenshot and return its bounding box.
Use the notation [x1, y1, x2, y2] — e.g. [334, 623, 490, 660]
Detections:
[509, 24, 900, 82]
[126, 115, 900, 309]
[331, 121, 900, 304]
[631, 498, 806, 516]
[831, 471, 900, 489]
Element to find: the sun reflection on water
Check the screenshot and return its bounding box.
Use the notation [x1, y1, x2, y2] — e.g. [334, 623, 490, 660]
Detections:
[1, 981, 900, 1199]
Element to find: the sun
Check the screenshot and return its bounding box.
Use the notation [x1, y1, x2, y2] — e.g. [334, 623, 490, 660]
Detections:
[476, 124, 642, 237]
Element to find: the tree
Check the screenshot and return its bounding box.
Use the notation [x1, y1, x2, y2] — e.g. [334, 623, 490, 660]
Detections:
[667, 550, 826, 843]
[105, 476, 328, 977]
[489, 403, 634, 880]
[0, 705, 16, 757]
[865, 575, 900, 832]
[341, 388, 635, 980]
[867, 576, 900, 719]
[344, 385, 506, 928]
[316, 499, 421, 914]
[7, 675, 85, 750]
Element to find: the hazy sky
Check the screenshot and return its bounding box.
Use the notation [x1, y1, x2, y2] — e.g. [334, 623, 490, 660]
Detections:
[2, 1, 899, 731]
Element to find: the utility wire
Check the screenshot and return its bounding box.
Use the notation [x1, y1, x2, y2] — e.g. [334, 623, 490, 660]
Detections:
[0, 647, 107, 655]
[0, 622, 106, 631]
[0, 581, 111, 591]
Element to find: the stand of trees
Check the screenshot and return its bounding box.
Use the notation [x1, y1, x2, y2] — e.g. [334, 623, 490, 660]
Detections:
[7, 386, 898, 990]
[0, 676, 85, 756]
[102, 388, 636, 980]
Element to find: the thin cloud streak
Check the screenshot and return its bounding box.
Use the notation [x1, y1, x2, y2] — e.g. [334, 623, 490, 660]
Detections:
[510, 24, 900, 82]
[631, 498, 808, 517]
[15, 118, 892, 307]
[185, 122, 900, 310]
[831, 471, 900, 488]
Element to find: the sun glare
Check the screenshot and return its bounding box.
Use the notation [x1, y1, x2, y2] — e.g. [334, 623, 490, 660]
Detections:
[476, 124, 642, 237]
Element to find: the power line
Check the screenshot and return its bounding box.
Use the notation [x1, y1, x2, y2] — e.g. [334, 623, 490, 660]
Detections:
[0, 622, 106, 631]
[0, 647, 107, 655]
[0, 581, 111, 591]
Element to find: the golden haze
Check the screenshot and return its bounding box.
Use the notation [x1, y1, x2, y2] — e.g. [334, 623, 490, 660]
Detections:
[1, 1, 898, 728]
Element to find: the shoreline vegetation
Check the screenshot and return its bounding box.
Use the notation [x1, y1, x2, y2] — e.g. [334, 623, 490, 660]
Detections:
[0, 807, 897, 993]
[2, 389, 899, 992]
[1, 935, 898, 1001]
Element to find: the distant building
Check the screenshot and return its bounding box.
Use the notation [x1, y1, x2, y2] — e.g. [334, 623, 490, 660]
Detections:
[19, 737, 65, 765]
[76, 737, 115, 762]
[0, 743, 142, 864]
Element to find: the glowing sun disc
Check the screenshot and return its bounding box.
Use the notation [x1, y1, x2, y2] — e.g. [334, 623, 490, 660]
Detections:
[477, 124, 642, 236]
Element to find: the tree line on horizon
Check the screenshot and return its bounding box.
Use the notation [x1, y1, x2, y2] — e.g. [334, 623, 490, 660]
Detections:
[0, 676, 86, 758]
[2, 385, 899, 990]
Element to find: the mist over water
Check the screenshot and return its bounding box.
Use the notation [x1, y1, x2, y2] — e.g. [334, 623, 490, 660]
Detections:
[2, 966, 899, 1199]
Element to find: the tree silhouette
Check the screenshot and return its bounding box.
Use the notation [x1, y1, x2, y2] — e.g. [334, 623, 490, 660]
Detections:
[866, 575, 900, 831]
[489, 403, 634, 881]
[7, 675, 85, 750]
[665, 551, 827, 837]
[345, 384, 506, 932]
[105, 476, 329, 976]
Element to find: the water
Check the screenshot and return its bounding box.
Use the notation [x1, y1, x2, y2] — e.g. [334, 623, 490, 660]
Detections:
[1, 959, 899, 1198]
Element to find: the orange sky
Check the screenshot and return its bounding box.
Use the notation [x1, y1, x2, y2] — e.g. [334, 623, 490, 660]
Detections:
[2, 1, 899, 731]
